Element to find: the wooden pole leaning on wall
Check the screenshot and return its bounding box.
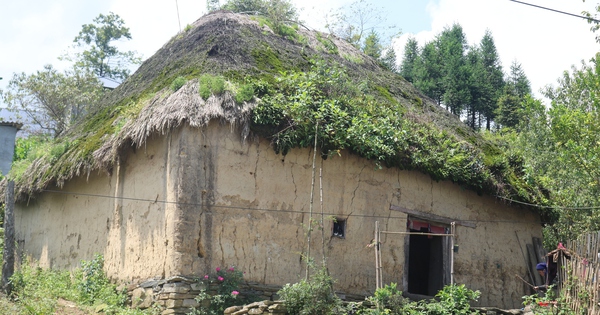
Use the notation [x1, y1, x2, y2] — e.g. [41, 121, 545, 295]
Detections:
[375, 221, 380, 290]
[450, 222, 455, 285]
[2, 181, 15, 295]
[377, 222, 383, 288]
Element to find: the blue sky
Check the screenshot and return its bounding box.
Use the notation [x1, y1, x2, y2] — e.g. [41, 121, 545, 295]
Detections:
[0, 0, 598, 107]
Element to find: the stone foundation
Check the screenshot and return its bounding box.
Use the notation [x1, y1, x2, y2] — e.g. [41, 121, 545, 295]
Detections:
[126, 276, 288, 315]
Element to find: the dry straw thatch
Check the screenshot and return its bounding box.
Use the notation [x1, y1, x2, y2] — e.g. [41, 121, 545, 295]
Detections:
[7, 11, 547, 208]
[93, 80, 255, 169]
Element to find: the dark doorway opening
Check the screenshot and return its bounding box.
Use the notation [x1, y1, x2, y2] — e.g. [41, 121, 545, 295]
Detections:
[407, 223, 446, 296]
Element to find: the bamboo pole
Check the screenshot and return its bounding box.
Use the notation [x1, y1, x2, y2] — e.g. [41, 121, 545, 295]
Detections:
[305, 122, 318, 280]
[375, 221, 380, 290]
[450, 222, 455, 285]
[319, 165, 326, 268]
[378, 224, 383, 288]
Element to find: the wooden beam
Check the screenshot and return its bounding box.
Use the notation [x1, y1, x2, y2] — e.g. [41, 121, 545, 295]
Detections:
[2, 181, 15, 295]
[389, 204, 476, 228]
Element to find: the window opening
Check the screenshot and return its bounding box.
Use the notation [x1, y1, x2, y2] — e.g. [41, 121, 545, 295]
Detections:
[333, 219, 346, 238]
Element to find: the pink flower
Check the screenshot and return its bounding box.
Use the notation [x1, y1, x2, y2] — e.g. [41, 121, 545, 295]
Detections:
[216, 267, 221, 272]
[228, 267, 235, 272]
[218, 276, 224, 281]
[204, 275, 209, 280]
[232, 290, 239, 296]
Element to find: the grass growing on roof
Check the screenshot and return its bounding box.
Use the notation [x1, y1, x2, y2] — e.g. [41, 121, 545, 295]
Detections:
[250, 59, 547, 204]
[7, 11, 549, 209]
[199, 74, 226, 100]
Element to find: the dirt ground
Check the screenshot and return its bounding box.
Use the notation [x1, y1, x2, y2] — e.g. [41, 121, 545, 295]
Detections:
[54, 299, 91, 315]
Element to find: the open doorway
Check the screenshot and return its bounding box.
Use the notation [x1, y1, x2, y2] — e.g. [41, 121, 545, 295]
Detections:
[406, 219, 448, 296]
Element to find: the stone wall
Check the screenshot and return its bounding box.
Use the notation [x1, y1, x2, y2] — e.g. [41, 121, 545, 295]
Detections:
[127, 276, 287, 315]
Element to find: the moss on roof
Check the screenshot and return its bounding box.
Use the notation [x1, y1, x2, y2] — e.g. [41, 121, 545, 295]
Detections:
[9, 11, 549, 210]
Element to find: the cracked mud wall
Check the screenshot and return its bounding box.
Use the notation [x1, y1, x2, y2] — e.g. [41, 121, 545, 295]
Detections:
[176, 122, 541, 307]
[14, 134, 174, 282]
[14, 121, 541, 309]
[175, 122, 541, 308]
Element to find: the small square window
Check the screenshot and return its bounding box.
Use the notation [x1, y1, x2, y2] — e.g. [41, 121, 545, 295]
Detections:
[333, 219, 346, 238]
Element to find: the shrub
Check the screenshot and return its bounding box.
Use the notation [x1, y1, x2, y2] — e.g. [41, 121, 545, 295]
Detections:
[235, 84, 255, 103]
[199, 74, 226, 100]
[10, 258, 77, 314]
[170, 76, 187, 92]
[278, 267, 340, 315]
[421, 284, 480, 315]
[189, 266, 246, 315]
[4, 256, 159, 314]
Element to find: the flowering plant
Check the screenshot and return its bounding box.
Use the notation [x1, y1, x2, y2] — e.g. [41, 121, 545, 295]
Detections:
[189, 266, 245, 315]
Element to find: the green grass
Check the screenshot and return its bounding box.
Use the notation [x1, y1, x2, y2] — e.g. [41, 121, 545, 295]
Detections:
[0, 255, 160, 315]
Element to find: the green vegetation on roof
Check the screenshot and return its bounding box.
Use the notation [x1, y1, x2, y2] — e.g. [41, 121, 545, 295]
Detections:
[8, 11, 548, 209]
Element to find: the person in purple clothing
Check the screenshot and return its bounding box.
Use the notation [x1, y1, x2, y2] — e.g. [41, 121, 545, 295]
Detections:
[534, 262, 557, 292]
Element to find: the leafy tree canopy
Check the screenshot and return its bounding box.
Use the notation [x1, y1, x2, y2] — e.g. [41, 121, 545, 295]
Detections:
[506, 54, 600, 246]
[0, 65, 103, 137]
[68, 12, 141, 83]
[326, 0, 400, 69]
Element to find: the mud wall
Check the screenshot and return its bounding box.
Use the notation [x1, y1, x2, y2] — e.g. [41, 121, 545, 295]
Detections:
[14, 134, 176, 281]
[172, 122, 541, 309]
[14, 121, 541, 309]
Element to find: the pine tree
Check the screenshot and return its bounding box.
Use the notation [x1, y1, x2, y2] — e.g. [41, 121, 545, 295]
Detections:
[380, 47, 398, 73]
[400, 37, 419, 82]
[413, 40, 444, 106]
[478, 30, 504, 130]
[439, 24, 470, 115]
[465, 47, 485, 128]
[507, 60, 531, 98]
[495, 60, 531, 128]
[363, 31, 382, 59]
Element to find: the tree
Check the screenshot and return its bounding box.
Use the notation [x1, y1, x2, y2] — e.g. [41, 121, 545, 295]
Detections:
[326, 0, 398, 49]
[362, 31, 382, 59]
[583, 5, 600, 43]
[0, 65, 103, 137]
[495, 60, 530, 129]
[70, 12, 141, 83]
[509, 55, 600, 244]
[438, 24, 470, 115]
[400, 37, 419, 82]
[465, 46, 485, 128]
[221, 0, 266, 13]
[413, 40, 444, 105]
[478, 30, 504, 129]
[380, 47, 398, 73]
[506, 60, 531, 98]
[222, 0, 298, 33]
[207, 0, 221, 12]
[495, 87, 523, 128]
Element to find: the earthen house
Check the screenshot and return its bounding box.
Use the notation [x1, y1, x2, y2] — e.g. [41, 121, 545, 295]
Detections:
[10, 11, 544, 310]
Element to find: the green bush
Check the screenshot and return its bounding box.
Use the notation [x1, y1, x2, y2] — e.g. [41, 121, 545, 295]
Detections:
[5, 255, 159, 315]
[235, 84, 255, 103]
[188, 266, 247, 315]
[422, 284, 480, 315]
[170, 76, 187, 92]
[10, 259, 78, 314]
[278, 267, 341, 315]
[199, 74, 226, 100]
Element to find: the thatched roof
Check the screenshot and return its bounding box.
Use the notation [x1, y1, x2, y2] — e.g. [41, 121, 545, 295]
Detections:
[9, 11, 549, 210]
